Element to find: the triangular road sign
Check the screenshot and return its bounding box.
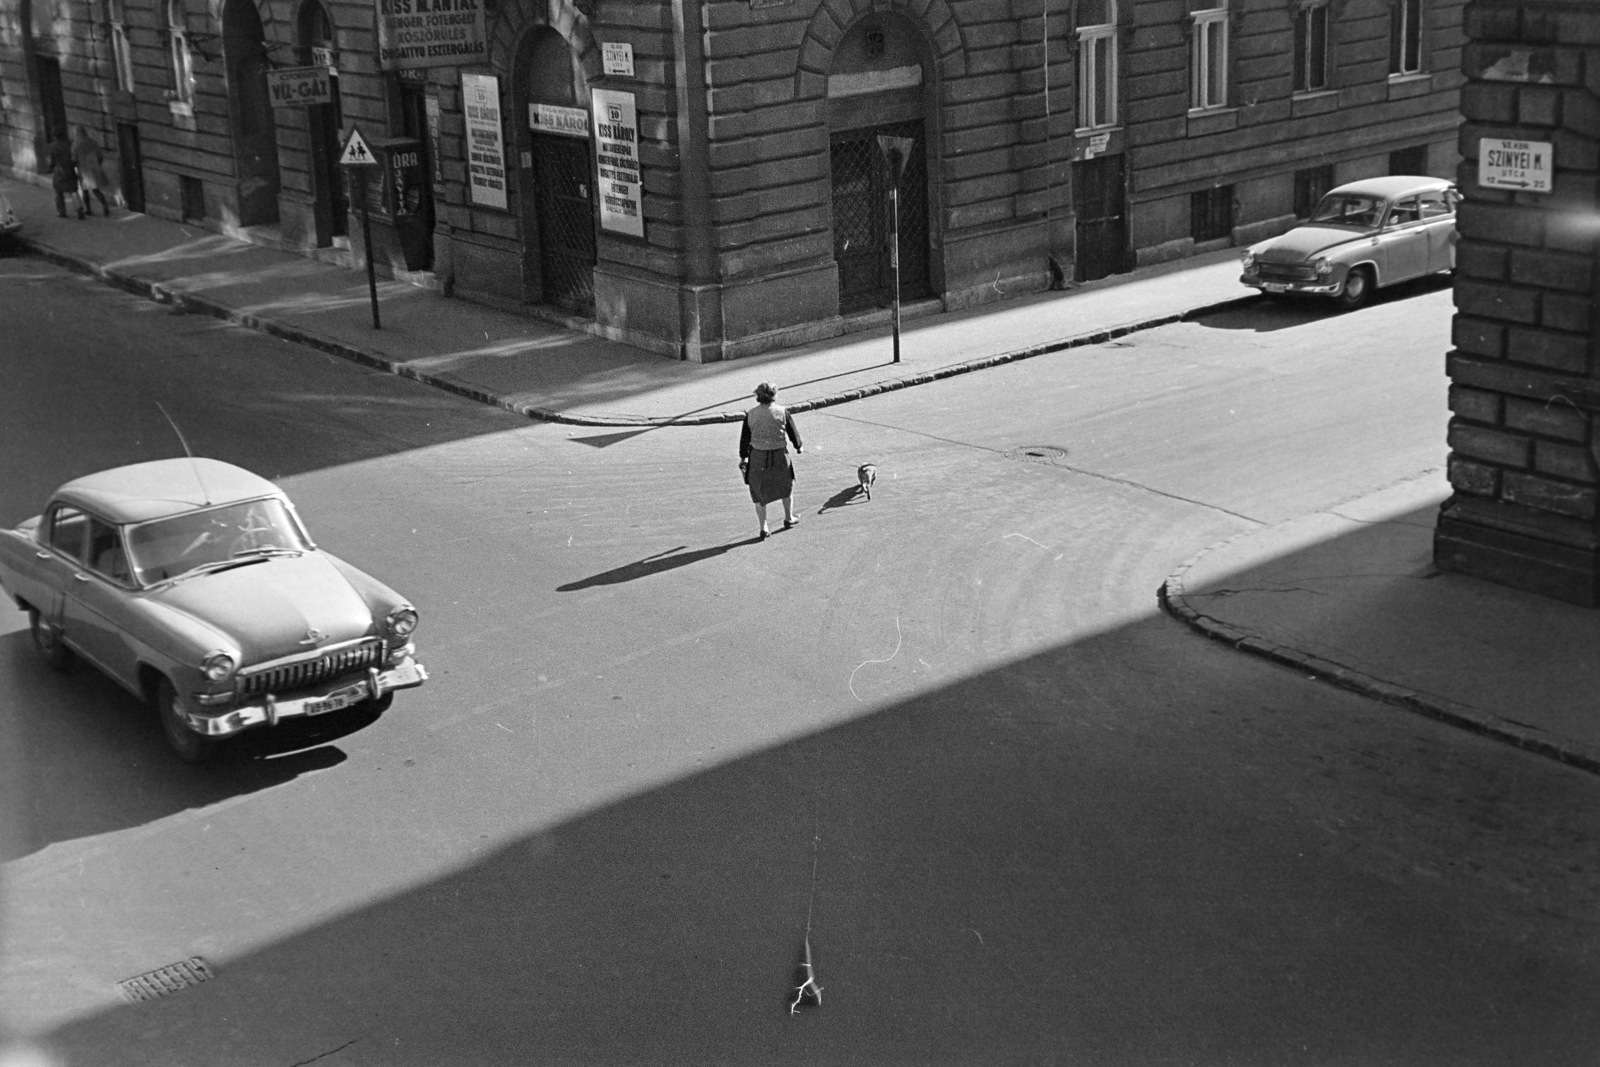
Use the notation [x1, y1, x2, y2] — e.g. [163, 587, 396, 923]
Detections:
[339, 127, 378, 166]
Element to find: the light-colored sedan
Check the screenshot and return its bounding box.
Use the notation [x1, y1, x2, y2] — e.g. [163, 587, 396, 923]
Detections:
[0, 458, 427, 761]
[1240, 176, 1459, 308]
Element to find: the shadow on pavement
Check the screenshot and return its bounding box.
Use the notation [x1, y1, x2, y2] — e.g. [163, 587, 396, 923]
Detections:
[556, 538, 756, 590]
[1193, 273, 1453, 333]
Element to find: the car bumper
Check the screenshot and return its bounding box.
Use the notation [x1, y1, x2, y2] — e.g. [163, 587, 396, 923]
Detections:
[1241, 274, 1341, 295]
[183, 656, 428, 737]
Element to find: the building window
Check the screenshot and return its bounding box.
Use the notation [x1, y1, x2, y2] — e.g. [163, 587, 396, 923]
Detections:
[1191, 185, 1234, 243]
[1076, 0, 1118, 130]
[1293, 2, 1330, 92]
[1389, 144, 1429, 176]
[1391, 0, 1423, 75]
[1294, 164, 1334, 219]
[1190, 0, 1228, 110]
[106, 0, 135, 93]
[166, 0, 195, 108]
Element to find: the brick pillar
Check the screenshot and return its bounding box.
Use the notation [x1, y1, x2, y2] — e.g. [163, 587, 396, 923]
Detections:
[1436, 0, 1600, 605]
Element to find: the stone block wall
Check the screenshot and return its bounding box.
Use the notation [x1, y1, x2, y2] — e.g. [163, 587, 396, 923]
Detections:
[1437, 0, 1600, 604]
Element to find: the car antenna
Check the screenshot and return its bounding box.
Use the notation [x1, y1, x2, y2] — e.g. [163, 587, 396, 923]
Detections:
[155, 401, 211, 506]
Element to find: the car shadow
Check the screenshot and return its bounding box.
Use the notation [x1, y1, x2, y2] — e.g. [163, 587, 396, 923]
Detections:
[1196, 272, 1455, 333]
[0, 632, 355, 862]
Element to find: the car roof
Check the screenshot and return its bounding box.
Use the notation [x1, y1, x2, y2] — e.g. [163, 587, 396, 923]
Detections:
[1326, 175, 1454, 200]
[53, 459, 284, 524]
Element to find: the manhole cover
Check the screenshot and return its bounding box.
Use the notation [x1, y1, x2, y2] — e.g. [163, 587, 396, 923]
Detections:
[117, 957, 213, 1003]
[1005, 445, 1068, 464]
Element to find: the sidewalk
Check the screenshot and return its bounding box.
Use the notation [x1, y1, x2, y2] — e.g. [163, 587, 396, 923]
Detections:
[6, 173, 1596, 776]
[0, 173, 1252, 425]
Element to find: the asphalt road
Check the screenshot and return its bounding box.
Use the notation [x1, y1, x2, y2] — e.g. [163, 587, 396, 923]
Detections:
[2, 259, 1597, 1065]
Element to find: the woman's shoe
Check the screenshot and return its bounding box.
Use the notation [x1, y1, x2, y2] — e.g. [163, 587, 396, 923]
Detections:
[759, 529, 769, 541]
[783, 517, 799, 529]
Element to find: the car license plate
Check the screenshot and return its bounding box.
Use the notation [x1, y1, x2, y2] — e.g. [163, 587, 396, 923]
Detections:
[1262, 283, 1286, 293]
[306, 690, 356, 716]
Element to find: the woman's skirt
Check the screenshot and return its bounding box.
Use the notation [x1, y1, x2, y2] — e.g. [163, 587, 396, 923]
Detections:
[747, 448, 794, 505]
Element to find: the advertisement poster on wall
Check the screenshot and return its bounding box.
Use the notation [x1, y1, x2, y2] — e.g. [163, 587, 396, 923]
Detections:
[463, 73, 507, 210]
[375, 0, 486, 70]
[591, 88, 643, 238]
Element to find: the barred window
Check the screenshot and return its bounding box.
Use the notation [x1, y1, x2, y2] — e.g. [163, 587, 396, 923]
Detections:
[1191, 185, 1233, 243]
[1293, 2, 1329, 93]
[1190, 0, 1228, 110]
[1076, 0, 1118, 130]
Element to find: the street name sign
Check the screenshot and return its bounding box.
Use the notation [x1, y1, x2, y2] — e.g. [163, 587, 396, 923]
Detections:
[1479, 137, 1552, 193]
[339, 127, 378, 166]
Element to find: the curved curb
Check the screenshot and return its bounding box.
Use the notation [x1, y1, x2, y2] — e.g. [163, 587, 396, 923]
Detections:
[1158, 538, 1600, 776]
[21, 234, 1259, 428]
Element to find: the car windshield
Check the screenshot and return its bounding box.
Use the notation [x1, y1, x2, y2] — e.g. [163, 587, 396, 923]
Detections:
[126, 497, 309, 585]
[1309, 193, 1386, 228]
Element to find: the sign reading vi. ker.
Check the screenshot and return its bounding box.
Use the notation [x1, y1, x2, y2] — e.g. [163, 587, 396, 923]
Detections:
[1479, 138, 1553, 193]
[267, 66, 332, 107]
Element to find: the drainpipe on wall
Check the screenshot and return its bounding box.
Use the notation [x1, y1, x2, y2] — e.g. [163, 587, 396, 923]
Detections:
[671, 0, 720, 360]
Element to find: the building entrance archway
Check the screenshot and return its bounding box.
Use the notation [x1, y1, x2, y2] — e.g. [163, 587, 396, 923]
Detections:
[298, 0, 345, 245]
[512, 27, 596, 314]
[223, 0, 279, 226]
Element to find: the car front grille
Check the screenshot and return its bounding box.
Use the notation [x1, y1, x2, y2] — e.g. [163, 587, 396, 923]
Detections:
[1257, 262, 1319, 283]
[238, 640, 382, 697]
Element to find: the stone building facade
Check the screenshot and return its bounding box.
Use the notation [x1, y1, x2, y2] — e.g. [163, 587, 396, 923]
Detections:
[1437, 0, 1600, 605]
[1, 0, 1466, 361]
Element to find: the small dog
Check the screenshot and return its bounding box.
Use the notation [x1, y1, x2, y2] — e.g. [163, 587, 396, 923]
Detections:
[857, 463, 877, 500]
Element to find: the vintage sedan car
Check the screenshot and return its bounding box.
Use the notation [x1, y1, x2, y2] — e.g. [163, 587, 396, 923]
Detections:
[0, 458, 427, 762]
[1239, 176, 1459, 308]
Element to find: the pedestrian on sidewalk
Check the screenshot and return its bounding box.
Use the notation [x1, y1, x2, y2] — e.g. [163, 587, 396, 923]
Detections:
[47, 130, 84, 220]
[739, 381, 803, 540]
[72, 126, 112, 217]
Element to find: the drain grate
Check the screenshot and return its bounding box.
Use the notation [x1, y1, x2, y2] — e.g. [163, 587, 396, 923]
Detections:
[117, 957, 213, 1003]
[1005, 445, 1068, 464]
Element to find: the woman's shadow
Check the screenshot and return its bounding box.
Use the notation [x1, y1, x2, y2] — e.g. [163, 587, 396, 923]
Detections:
[557, 538, 758, 591]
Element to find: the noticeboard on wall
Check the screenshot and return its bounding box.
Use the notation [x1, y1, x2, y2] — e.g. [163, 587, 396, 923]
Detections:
[463, 73, 507, 210]
[375, 0, 486, 70]
[591, 88, 643, 238]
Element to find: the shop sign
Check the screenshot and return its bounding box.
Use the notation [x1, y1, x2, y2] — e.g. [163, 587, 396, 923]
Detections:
[602, 42, 634, 77]
[463, 73, 507, 209]
[591, 88, 643, 238]
[266, 66, 332, 107]
[425, 90, 443, 184]
[1478, 138, 1552, 193]
[375, 0, 486, 70]
[310, 46, 337, 73]
[530, 103, 589, 138]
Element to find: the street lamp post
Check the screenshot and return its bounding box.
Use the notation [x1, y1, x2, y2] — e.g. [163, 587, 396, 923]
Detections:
[876, 135, 914, 365]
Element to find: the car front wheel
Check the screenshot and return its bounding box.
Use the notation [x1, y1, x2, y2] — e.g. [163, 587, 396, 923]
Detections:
[1338, 266, 1373, 309]
[156, 676, 218, 764]
[28, 608, 72, 671]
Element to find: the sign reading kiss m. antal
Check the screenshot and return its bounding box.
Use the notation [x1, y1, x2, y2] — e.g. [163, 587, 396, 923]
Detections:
[1479, 138, 1552, 193]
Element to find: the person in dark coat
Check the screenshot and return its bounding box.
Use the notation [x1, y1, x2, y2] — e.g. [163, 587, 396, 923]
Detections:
[47, 130, 84, 219]
[739, 381, 803, 540]
[73, 126, 112, 216]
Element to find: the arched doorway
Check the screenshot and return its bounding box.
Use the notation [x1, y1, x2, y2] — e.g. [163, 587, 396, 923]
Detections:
[827, 13, 933, 314]
[512, 27, 596, 314]
[222, 0, 280, 226]
[298, 0, 345, 245]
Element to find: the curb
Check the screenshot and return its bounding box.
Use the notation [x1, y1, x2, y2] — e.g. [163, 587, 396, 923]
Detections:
[1157, 538, 1600, 777]
[19, 233, 1259, 429]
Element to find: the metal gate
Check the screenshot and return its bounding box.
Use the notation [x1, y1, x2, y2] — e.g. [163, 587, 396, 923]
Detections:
[534, 134, 596, 314]
[831, 120, 929, 314]
[1073, 154, 1127, 283]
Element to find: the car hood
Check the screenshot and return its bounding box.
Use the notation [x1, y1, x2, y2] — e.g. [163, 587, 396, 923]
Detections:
[149, 553, 374, 664]
[1254, 225, 1370, 262]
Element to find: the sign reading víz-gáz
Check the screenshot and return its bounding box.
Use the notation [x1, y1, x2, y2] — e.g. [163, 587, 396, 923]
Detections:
[267, 66, 332, 107]
[1478, 138, 1553, 193]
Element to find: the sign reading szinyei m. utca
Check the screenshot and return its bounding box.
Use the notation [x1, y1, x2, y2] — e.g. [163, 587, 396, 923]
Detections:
[1479, 138, 1552, 193]
[375, 0, 486, 70]
[592, 88, 643, 238]
[463, 73, 507, 210]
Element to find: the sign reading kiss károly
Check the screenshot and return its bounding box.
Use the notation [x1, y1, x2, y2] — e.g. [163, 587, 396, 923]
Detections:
[375, 0, 486, 70]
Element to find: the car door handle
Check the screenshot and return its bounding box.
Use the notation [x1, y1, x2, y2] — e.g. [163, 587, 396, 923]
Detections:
[36, 551, 51, 560]
[73, 573, 89, 582]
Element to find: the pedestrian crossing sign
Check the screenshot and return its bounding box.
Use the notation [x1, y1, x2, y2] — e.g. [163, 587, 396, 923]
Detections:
[339, 127, 378, 166]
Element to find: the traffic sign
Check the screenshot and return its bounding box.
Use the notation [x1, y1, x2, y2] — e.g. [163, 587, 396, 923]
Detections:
[339, 127, 378, 166]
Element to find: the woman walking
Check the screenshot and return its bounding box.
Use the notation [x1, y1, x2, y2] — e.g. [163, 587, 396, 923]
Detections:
[47, 130, 83, 219]
[73, 126, 112, 216]
[739, 381, 803, 540]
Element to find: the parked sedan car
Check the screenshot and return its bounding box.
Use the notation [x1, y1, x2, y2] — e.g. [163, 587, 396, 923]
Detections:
[0, 458, 427, 761]
[1239, 176, 1459, 308]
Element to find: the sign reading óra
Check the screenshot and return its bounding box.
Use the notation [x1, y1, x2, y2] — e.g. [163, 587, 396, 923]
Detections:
[1479, 138, 1552, 193]
[463, 73, 507, 210]
[267, 66, 332, 107]
[376, 0, 486, 70]
[591, 88, 643, 238]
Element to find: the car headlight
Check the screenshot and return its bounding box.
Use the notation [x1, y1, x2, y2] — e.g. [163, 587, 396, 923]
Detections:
[1313, 257, 1333, 277]
[1240, 250, 1257, 270]
[202, 652, 236, 683]
[386, 607, 419, 638]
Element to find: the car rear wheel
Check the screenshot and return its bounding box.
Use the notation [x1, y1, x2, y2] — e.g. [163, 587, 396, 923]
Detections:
[1338, 266, 1373, 309]
[156, 676, 218, 764]
[28, 608, 72, 671]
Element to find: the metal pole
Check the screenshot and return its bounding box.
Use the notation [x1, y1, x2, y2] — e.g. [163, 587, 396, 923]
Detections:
[360, 175, 380, 330]
[890, 182, 902, 364]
